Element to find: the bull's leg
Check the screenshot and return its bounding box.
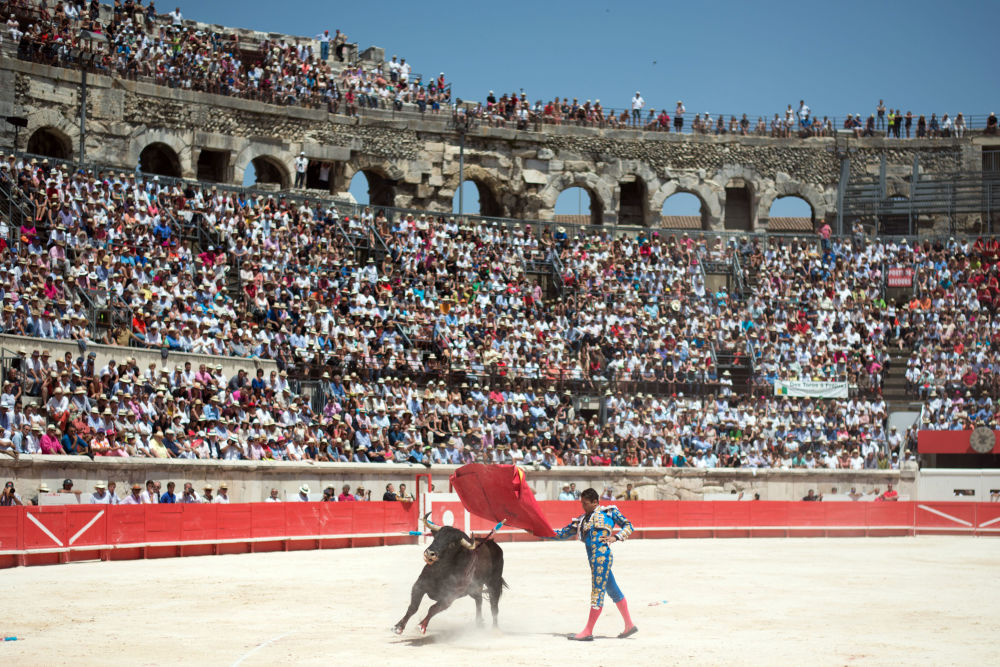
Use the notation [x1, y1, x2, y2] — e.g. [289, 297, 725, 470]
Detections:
[487, 578, 503, 628]
[393, 584, 424, 635]
[471, 589, 484, 627]
[417, 597, 457, 634]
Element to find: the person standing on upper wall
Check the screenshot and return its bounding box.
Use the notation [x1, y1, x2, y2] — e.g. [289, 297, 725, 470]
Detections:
[631, 92, 644, 126]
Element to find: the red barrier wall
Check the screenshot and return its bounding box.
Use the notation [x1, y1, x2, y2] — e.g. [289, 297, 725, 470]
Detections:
[429, 499, 1000, 543]
[0, 501, 419, 569]
[2, 500, 997, 569]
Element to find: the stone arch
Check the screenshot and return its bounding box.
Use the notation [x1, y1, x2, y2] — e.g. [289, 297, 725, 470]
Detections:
[126, 130, 191, 177]
[22, 109, 77, 160]
[232, 143, 296, 190]
[454, 179, 503, 217]
[342, 156, 405, 207]
[722, 177, 756, 231]
[27, 126, 73, 160]
[650, 178, 723, 229]
[195, 147, 233, 183]
[246, 155, 291, 189]
[138, 142, 183, 178]
[445, 165, 508, 217]
[538, 172, 613, 225]
[756, 180, 827, 229]
[767, 194, 816, 228]
[342, 156, 406, 189]
[617, 173, 650, 227]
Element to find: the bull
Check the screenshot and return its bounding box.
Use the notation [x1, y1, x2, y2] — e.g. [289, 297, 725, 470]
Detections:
[393, 513, 507, 635]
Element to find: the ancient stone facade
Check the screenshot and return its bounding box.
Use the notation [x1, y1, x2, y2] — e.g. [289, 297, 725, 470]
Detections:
[2, 55, 993, 231]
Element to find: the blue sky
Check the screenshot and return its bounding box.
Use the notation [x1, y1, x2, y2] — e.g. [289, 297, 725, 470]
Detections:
[221, 0, 994, 218]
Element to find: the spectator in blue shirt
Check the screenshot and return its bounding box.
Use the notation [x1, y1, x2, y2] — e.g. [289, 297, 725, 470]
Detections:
[159, 481, 177, 503]
[61, 425, 90, 456]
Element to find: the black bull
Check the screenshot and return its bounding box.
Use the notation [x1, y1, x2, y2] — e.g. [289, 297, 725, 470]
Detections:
[393, 517, 507, 635]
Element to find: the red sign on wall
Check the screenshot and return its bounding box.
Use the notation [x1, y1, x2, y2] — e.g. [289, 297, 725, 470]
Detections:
[887, 267, 914, 287]
[918, 430, 1000, 454]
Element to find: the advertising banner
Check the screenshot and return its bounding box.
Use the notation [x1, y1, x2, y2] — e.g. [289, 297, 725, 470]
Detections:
[775, 380, 849, 399]
[887, 267, 914, 287]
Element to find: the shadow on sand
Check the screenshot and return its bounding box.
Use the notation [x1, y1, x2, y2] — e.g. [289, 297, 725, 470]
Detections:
[391, 626, 627, 646]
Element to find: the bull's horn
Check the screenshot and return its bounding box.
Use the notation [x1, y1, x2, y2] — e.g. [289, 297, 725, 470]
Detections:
[423, 512, 441, 534]
[460, 537, 476, 550]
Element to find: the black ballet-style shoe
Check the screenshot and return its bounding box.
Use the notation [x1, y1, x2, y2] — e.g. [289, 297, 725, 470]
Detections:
[567, 634, 594, 641]
[618, 626, 638, 639]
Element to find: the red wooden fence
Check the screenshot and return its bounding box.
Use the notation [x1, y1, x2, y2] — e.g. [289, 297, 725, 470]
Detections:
[2, 500, 997, 569]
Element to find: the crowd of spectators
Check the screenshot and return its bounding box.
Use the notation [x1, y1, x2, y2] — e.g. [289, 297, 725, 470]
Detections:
[0, 333, 918, 469]
[0, 6, 996, 486]
[465, 89, 984, 141]
[737, 233, 890, 392]
[465, 92, 839, 137]
[4, 148, 1000, 471]
[0, 477, 417, 504]
[2, 2, 990, 137]
[3, 0, 449, 115]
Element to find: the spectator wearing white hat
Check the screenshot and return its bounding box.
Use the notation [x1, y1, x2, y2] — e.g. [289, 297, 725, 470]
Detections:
[213, 483, 230, 504]
[89, 482, 112, 504]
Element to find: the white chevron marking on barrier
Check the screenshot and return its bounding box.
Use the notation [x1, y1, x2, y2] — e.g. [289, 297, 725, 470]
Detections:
[978, 515, 1000, 528]
[69, 510, 105, 545]
[917, 504, 972, 527]
[26, 512, 64, 546]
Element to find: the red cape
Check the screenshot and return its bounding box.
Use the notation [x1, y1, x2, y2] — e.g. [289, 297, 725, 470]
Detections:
[450, 464, 556, 538]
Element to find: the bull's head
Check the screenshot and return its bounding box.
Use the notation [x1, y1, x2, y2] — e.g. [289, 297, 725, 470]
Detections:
[422, 513, 475, 564]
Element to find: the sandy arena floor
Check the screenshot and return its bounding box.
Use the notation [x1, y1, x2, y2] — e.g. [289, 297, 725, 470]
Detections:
[4, 536, 998, 666]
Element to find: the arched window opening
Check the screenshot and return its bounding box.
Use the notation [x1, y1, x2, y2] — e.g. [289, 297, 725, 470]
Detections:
[139, 142, 182, 178]
[555, 186, 602, 226]
[661, 192, 708, 229]
[26, 127, 72, 160]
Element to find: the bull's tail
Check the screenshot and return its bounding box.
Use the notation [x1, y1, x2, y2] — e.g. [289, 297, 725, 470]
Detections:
[483, 578, 508, 600]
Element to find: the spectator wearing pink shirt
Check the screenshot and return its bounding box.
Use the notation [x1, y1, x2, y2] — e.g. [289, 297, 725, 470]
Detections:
[39, 424, 65, 454]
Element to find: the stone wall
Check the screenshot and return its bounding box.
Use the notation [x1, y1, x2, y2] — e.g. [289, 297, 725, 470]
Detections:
[0, 456, 915, 504]
[0, 334, 277, 382]
[2, 55, 993, 232]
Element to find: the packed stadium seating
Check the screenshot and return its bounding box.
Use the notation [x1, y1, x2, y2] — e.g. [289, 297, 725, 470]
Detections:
[2, 0, 449, 117]
[0, 2, 994, 474]
[5, 149, 979, 471]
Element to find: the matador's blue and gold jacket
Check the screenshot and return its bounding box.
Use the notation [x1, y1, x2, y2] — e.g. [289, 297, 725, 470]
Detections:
[554, 505, 634, 555]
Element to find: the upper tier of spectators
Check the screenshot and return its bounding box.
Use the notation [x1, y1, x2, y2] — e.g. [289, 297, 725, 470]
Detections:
[2, 2, 992, 136]
[2, 0, 450, 115]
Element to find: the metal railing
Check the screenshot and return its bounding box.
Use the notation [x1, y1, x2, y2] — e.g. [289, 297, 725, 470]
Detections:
[549, 251, 567, 297]
[284, 358, 731, 401]
[732, 251, 748, 298]
[0, 172, 37, 248]
[842, 172, 1000, 236]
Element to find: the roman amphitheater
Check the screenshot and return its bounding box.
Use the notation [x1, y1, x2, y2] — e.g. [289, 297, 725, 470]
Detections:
[2, 3, 999, 666]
